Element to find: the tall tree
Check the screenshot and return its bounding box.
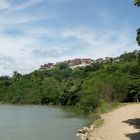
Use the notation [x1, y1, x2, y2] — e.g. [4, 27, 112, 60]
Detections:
[134, 0, 140, 45]
[136, 28, 140, 46]
[12, 71, 22, 81]
[134, 0, 140, 6]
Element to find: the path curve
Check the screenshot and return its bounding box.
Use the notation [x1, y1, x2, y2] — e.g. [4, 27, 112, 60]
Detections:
[90, 104, 140, 140]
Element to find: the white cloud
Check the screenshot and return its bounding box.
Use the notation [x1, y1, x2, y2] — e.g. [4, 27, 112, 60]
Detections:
[0, 0, 11, 11]
[0, 0, 57, 28]
[0, 0, 44, 13]
[32, 49, 61, 58]
[0, 26, 138, 76]
[0, 55, 16, 76]
[12, 0, 44, 11]
[0, 0, 138, 76]
[62, 28, 137, 58]
[0, 14, 53, 26]
[0, 28, 70, 75]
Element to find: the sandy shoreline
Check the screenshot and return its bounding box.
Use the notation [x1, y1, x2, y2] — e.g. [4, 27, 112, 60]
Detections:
[87, 103, 140, 140]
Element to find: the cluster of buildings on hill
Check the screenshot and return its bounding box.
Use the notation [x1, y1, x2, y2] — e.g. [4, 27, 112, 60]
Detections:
[39, 57, 121, 70]
[39, 58, 93, 70]
[66, 58, 93, 69]
[39, 63, 54, 70]
[95, 57, 120, 63]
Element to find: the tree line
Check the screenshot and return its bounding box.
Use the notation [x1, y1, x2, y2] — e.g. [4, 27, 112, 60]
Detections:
[0, 50, 140, 114]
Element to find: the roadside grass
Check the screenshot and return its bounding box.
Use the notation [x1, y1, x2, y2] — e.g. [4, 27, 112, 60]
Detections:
[97, 101, 123, 114]
[88, 101, 124, 128]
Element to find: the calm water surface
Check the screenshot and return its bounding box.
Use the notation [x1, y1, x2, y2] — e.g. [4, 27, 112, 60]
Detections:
[0, 105, 88, 140]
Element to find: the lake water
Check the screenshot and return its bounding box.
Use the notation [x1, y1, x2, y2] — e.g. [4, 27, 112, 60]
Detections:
[0, 105, 88, 140]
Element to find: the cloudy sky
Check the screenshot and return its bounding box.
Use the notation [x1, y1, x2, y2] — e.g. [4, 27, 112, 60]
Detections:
[0, 0, 139, 75]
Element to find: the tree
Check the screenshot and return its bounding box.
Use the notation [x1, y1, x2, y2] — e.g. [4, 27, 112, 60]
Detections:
[12, 71, 22, 81]
[41, 77, 61, 105]
[60, 78, 82, 106]
[56, 62, 69, 70]
[134, 0, 140, 6]
[134, 0, 140, 45]
[136, 28, 140, 46]
[79, 76, 104, 113]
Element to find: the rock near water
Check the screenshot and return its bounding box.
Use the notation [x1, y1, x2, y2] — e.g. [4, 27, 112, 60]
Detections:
[76, 125, 95, 140]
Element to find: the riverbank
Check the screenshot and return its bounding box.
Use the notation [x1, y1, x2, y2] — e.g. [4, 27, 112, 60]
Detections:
[76, 102, 122, 140]
[87, 103, 140, 140]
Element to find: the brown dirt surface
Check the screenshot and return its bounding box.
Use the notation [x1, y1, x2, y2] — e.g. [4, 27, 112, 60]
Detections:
[90, 103, 140, 140]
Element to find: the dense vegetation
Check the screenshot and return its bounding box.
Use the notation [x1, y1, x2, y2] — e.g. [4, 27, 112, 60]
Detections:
[0, 50, 140, 114]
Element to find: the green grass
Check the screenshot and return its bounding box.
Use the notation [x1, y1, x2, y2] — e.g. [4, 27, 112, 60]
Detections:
[87, 101, 123, 128]
[97, 101, 122, 114]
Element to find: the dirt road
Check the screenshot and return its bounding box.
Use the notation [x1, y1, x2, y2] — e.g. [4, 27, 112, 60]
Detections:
[90, 104, 140, 140]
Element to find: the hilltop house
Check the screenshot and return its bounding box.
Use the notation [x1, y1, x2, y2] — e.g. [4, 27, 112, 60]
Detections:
[113, 57, 120, 62]
[67, 58, 93, 68]
[39, 63, 54, 70]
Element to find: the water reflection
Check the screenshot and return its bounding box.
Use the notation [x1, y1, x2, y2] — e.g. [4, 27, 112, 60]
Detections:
[0, 105, 87, 140]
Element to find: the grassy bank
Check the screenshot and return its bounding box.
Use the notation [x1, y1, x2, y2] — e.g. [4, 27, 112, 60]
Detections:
[88, 101, 123, 127]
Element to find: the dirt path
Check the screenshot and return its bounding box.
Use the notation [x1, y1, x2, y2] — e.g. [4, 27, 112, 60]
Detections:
[90, 104, 140, 140]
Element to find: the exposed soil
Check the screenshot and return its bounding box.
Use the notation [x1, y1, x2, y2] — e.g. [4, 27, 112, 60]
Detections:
[89, 104, 140, 140]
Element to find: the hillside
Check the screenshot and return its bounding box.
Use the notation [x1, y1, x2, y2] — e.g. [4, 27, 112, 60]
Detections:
[0, 50, 140, 114]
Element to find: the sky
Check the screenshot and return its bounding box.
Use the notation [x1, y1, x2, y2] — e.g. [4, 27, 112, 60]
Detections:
[0, 0, 140, 76]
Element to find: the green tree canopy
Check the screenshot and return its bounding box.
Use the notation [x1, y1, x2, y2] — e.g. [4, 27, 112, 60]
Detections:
[134, 0, 140, 45]
[12, 71, 22, 81]
[136, 28, 140, 46]
[134, 0, 140, 6]
[41, 77, 61, 105]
